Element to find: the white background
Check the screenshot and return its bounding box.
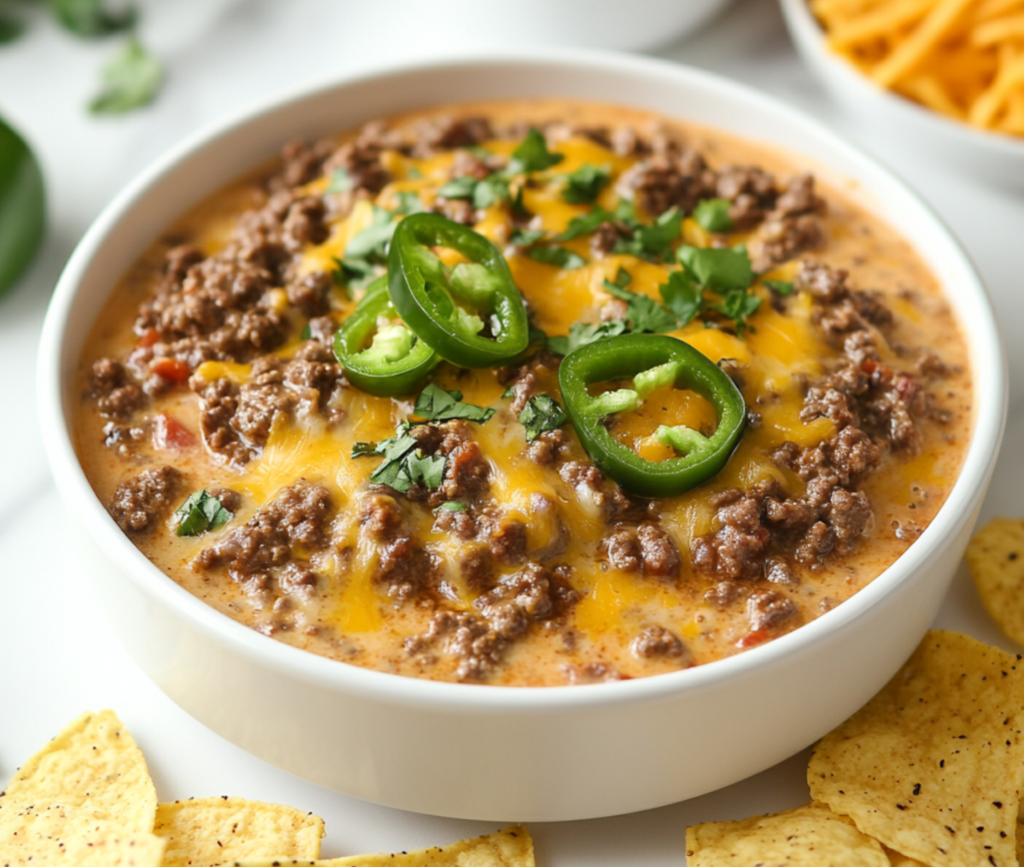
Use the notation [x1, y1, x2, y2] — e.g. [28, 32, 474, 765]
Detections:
[2, 0, 1023, 862]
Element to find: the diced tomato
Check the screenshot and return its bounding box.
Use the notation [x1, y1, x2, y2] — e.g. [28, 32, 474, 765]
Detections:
[151, 357, 191, 384]
[137, 327, 160, 347]
[895, 372, 916, 402]
[153, 413, 196, 450]
[735, 628, 771, 650]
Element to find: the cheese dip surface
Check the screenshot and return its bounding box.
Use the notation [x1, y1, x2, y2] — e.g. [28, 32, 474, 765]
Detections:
[73, 100, 971, 686]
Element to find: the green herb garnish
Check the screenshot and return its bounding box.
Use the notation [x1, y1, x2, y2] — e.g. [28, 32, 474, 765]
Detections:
[525, 244, 586, 270]
[508, 127, 564, 174]
[677, 244, 761, 335]
[764, 279, 795, 296]
[48, 0, 136, 37]
[547, 320, 629, 356]
[326, 167, 353, 194]
[659, 270, 704, 327]
[352, 423, 446, 493]
[693, 198, 735, 233]
[413, 383, 496, 423]
[89, 36, 162, 115]
[612, 206, 682, 262]
[562, 164, 611, 204]
[519, 394, 567, 442]
[174, 490, 233, 537]
[603, 267, 678, 334]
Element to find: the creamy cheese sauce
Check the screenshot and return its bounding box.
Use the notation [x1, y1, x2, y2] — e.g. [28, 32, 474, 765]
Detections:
[73, 100, 972, 686]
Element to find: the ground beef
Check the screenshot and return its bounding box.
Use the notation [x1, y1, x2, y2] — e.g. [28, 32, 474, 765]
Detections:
[692, 490, 770, 581]
[196, 480, 331, 576]
[357, 493, 433, 602]
[91, 357, 146, 419]
[630, 625, 688, 661]
[746, 590, 798, 632]
[617, 148, 717, 216]
[107, 466, 182, 534]
[753, 174, 826, 270]
[601, 524, 681, 578]
[411, 115, 493, 158]
[191, 354, 341, 466]
[409, 562, 578, 681]
[715, 165, 779, 230]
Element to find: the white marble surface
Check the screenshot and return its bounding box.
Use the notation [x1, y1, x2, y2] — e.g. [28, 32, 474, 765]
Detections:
[2, 0, 1023, 862]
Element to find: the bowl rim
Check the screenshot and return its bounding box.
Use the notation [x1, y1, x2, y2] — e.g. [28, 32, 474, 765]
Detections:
[779, 0, 1024, 157]
[38, 46, 1007, 713]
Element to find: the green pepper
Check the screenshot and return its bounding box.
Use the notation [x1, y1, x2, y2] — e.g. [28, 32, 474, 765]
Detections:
[0, 116, 45, 298]
[558, 333, 746, 497]
[387, 213, 529, 368]
[333, 276, 438, 396]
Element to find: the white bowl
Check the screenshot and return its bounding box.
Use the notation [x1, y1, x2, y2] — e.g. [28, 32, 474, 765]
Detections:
[38, 50, 1006, 822]
[779, 0, 1024, 189]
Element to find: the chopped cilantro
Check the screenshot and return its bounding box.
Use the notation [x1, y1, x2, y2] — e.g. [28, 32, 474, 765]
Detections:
[612, 206, 682, 262]
[331, 255, 375, 296]
[352, 423, 446, 493]
[693, 198, 735, 233]
[435, 500, 467, 513]
[562, 164, 611, 204]
[519, 394, 567, 442]
[174, 490, 233, 537]
[326, 167, 353, 194]
[547, 320, 629, 356]
[508, 127, 564, 174]
[0, 13, 25, 43]
[525, 244, 586, 270]
[406, 166, 424, 180]
[603, 267, 678, 334]
[436, 176, 477, 199]
[659, 270, 704, 327]
[555, 208, 612, 242]
[413, 383, 496, 423]
[677, 244, 755, 294]
[509, 227, 547, 247]
[393, 191, 426, 215]
[677, 244, 761, 335]
[88, 37, 162, 115]
[764, 279, 795, 296]
[472, 175, 510, 209]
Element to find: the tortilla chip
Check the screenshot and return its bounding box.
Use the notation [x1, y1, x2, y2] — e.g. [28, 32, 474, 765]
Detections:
[884, 846, 930, 866]
[64, 828, 167, 866]
[231, 824, 534, 867]
[808, 630, 1024, 867]
[685, 802, 890, 866]
[155, 796, 324, 866]
[0, 806, 165, 865]
[0, 709, 156, 832]
[966, 517, 1024, 645]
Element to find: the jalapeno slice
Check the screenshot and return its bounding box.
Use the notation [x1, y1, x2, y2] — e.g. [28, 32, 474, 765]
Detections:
[388, 213, 529, 368]
[333, 276, 439, 396]
[558, 333, 746, 497]
[0, 116, 45, 298]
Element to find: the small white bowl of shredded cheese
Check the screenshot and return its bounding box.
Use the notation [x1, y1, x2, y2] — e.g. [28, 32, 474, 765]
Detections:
[780, 0, 1024, 189]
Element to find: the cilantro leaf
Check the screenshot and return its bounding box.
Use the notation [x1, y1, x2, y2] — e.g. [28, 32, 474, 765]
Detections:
[352, 423, 447, 493]
[677, 244, 754, 294]
[547, 320, 629, 356]
[326, 167, 353, 194]
[435, 500, 466, 513]
[562, 164, 611, 204]
[47, 0, 136, 37]
[519, 394, 567, 442]
[472, 175, 510, 209]
[89, 37, 162, 115]
[345, 206, 397, 262]
[612, 206, 682, 262]
[693, 198, 735, 233]
[509, 127, 564, 174]
[554, 207, 613, 242]
[764, 279, 795, 296]
[174, 490, 233, 537]
[709, 290, 762, 334]
[413, 383, 496, 423]
[436, 176, 477, 199]
[659, 270, 704, 327]
[393, 191, 426, 215]
[603, 267, 678, 334]
[509, 227, 547, 247]
[332, 255, 377, 296]
[526, 245, 586, 270]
